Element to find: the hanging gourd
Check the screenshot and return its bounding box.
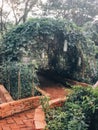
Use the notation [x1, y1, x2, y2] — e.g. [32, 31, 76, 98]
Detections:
[63, 40, 68, 52]
[42, 51, 45, 59]
[78, 57, 81, 66]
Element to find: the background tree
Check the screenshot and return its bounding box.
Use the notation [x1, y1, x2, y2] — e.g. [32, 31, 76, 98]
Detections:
[5, 0, 39, 25]
[0, 0, 10, 35]
[0, 0, 41, 37]
[41, 0, 98, 26]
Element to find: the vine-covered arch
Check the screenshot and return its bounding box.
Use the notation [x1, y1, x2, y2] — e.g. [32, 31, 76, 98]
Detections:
[2, 18, 96, 83]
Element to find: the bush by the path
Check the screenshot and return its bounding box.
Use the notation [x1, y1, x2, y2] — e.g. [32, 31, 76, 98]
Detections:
[46, 86, 98, 130]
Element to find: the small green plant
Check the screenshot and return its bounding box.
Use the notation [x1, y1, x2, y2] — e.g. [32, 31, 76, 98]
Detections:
[40, 96, 50, 113]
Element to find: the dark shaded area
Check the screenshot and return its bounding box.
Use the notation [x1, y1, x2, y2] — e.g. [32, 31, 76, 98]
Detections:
[37, 70, 72, 88]
[88, 109, 98, 130]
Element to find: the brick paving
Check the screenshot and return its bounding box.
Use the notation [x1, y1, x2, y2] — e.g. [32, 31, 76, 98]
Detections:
[40, 85, 69, 99]
[0, 109, 35, 130]
[0, 98, 3, 104]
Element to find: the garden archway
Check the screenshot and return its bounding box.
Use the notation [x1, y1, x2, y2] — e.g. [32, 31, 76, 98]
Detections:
[1, 18, 96, 83]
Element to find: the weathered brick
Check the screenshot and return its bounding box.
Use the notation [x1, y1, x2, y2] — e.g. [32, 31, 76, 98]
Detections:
[0, 96, 40, 119]
[23, 120, 33, 127]
[34, 120, 47, 130]
[10, 124, 20, 129]
[0, 127, 3, 130]
[2, 125, 11, 130]
[0, 85, 13, 103]
[34, 108, 45, 121]
[6, 117, 15, 124]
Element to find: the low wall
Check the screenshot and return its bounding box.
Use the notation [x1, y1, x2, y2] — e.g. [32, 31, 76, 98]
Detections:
[0, 96, 40, 119]
[0, 85, 13, 103]
[34, 97, 66, 130]
[65, 78, 91, 87]
[0, 85, 50, 119]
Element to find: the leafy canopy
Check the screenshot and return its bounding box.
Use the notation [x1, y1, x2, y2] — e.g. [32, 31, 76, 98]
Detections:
[1, 18, 96, 83]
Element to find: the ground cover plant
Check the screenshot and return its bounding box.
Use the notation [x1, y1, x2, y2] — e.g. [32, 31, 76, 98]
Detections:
[45, 86, 98, 130]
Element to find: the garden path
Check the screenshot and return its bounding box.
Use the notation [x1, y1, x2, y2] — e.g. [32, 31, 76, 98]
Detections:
[39, 76, 70, 99]
[0, 76, 67, 130]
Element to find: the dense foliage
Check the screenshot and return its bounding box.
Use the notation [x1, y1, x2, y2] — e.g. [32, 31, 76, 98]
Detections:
[0, 62, 38, 99]
[46, 86, 98, 130]
[1, 18, 96, 83]
[83, 21, 98, 82]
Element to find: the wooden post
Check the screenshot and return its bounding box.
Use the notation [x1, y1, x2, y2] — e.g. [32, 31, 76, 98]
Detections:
[18, 69, 21, 99]
[8, 72, 10, 94]
[32, 66, 35, 96]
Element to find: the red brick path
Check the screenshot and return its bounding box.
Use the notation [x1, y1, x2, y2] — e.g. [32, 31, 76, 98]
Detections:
[40, 85, 69, 99]
[39, 76, 70, 99]
[0, 109, 35, 130]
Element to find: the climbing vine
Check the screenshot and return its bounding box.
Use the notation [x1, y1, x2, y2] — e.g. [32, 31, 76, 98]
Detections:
[1, 18, 96, 84]
[0, 62, 38, 100]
